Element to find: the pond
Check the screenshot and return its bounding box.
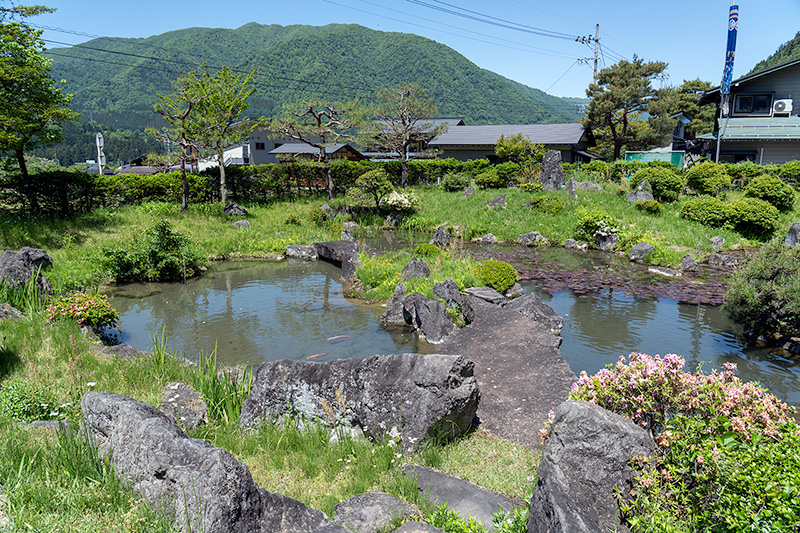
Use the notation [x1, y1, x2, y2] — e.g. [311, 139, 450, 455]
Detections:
[106, 245, 800, 408]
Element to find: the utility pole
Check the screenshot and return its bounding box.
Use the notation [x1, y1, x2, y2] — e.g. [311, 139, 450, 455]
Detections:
[576, 24, 600, 81]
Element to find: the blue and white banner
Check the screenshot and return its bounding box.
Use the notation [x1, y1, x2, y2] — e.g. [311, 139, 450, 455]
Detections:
[720, 3, 739, 115]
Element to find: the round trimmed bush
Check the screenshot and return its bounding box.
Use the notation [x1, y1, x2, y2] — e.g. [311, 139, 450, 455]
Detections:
[441, 172, 472, 192]
[778, 160, 800, 185]
[727, 197, 779, 241]
[680, 196, 728, 227]
[630, 167, 683, 202]
[724, 161, 766, 188]
[475, 259, 518, 294]
[635, 199, 662, 214]
[685, 161, 731, 196]
[413, 243, 442, 258]
[745, 174, 795, 211]
[529, 194, 564, 214]
[475, 169, 505, 189]
[495, 162, 521, 186]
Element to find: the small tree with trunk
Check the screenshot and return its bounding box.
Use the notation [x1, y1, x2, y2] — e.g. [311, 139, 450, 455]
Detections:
[269, 100, 351, 200]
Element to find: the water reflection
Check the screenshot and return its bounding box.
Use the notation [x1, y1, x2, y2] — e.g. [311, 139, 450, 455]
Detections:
[107, 260, 418, 366]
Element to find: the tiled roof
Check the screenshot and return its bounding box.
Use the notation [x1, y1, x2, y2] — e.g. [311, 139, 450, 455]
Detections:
[269, 143, 349, 154]
[427, 123, 587, 147]
[697, 117, 800, 140]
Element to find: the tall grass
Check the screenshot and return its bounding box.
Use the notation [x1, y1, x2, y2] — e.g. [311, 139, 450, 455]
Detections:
[189, 345, 253, 425]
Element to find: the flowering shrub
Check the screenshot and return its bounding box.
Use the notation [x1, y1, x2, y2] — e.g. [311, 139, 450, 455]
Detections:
[381, 190, 420, 212]
[574, 208, 619, 242]
[47, 292, 119, 330]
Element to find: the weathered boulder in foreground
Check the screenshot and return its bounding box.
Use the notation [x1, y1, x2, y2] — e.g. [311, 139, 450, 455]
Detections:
[504, 293, 563, 335]
[432, 279, 474, 324]
[223, 202, 248, 216]
[540, 150, 566, 191]
[240, 353, 480, 453]
[785, 222, 800, 247]
[707, 253, 738, 267]
[379, 282, 409, 329]
[565, 177, 578, 199]
[472, 233, 498, 245]
[82, 392, 347, 533]
[595, 232, 619, 252]
[528, 400, 654, 533]
[464, 286, 505, 306]
[160, 382, 208, 430]
[0, 247, 53, 295]
[333, 491, 420, 533]
[402, 293, 457, 343]
[0, 303, 23, 321]
[518, 231, 546, 246]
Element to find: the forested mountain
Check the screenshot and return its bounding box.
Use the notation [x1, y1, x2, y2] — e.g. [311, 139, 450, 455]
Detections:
[748, 31, 800, 75]
[44, 23, 584, 164]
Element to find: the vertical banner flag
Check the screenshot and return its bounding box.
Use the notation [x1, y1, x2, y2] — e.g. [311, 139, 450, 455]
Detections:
[720, 2, 739, 115]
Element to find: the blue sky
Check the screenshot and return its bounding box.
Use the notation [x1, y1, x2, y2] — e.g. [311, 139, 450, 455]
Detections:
[34, 0, 800, 98]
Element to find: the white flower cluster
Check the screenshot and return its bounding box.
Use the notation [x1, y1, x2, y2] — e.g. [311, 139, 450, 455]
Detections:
[381, 190, 420, 212]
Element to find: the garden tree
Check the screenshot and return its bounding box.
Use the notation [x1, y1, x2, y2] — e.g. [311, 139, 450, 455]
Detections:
[355, 168, 393, 210]
[495, 133, 546, 182]
[146, 69, 220, 211]
[582, 57, 667, 160]
[0, 4, 80, 213]
[647, 79, 716, 144]
[192, 65, 259, 205]
[357, 84, 445, 188]
[269, 100, 351, 200]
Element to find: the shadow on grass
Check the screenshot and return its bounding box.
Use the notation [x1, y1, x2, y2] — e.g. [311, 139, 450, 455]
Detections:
[0, 210, 115, 250]
[0, 346, 21, 380]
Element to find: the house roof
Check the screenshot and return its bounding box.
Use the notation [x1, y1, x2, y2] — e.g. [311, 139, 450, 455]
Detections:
[697, 117, 800, 140]
[269, 143, 350, 155]
[427, 123, 588, 147]
[700, 58, 800, 104]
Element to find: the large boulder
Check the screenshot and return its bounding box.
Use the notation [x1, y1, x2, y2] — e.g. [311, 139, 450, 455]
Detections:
[312, 241, 358, 263]
[540, 150, 566, 191]
[81, 392, 347, 533]
[0, 247, 53, 295]
[430, 226, 452, 247]
[223, 202, 248, 216]
[400, 257, 431, 280]
[707, 253, 738, 267]
[786, 222, 800, 247]
[679, 253, 699, 272]
[518, 232, 546, 246]
[565, 177, 578, 199]
[484, 195, 506, 208]
[594, 233, 619, 252]
[240, 353, 480, 453]
[460, 186, 475, 199]
[628, 242, 655, 262]
[528, 400, 654, 533]
[402, 292, 457, 343]
[710, 235, 725, 253]
[504, 293, 563, 335]
[0, 303, 23, 321]
[333, 491, 420, 533]
[464, 286, 505, 306]
[160, 382, 208, 430]
[472, 233, 498, 245]
[380, 283, 409, 329]
[286, 245, 319, 261]
[433, 279, 474, 325]
[625, 180, 654, 203]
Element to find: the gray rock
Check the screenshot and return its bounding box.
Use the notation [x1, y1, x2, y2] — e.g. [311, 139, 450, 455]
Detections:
[472, 233, 497, 245]
[384, 213, 402, 228]
[313, 241, 358, 263]
[648, 266, 682, 277]
[341, 251, 362, 281]
[575, 182, 603, 191]
[626, 179, 653, 203]
[343, 221, 359, 233]
[460, 186, 475, 199]
[430, 226, 451, 247]
[26, 419, 73, 432]
[403, 465, 524, 533]
[564, 239, 588, 251]
[321, 203, 335, 217]
[629, 242, 655, 262]
[240, 353, 479, 453]
[333, 491, 420, 533]
[504, 293, 563, 335]
[528, 400, 654, 533]
[100, 344, 147, 358]
[710, 235, 725, 253]
[595, 232, 619, 252]
[341, 229, 356, 242]
[786, 222, 800, 247]
[400, 258, 431, 281]
[223, 202, 248, 216]
[540, 150, 566, 191]
[160, 382, 208, 430]
[433, 279, 474, 325]
[708, 254, 738, 267]
[393, 522, 445, 533]
[0, 303, 23, 321]
[232, 219, 250, 229]
[380, 282, 410, 329]
[504, 283, 524, 300]
[464, 287, 505, 306]
[679, 253, 699, 272]
[565, 177, 578, 199]
[518, 232, 546, 246]
[0, 247, 53, 295]
[484, 195, 506, 208]
[82, 392, 347, 533]
[402, 293, 457, 344]
[286, 245, 319, 261]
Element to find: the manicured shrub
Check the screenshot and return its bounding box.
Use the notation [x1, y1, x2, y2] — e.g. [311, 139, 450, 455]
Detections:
[680, 196, 728, 227]
[528, 195, 564, 214]
[574, 208, 619, 242]
[726, 197, 779, 240]
[413, 243, 442, 258]
[778, 160, 800, 185]
[685, 161, 731, 195]
[723, 160, 766, 188]
[495, 162, 521, 186]
[629, 167, 683, 202]
[441, 172, 472, 192]
[635, 199, 662, 214]
[47, 292, 119, 331]
[517, 181, 543, 192]
[724, 240, 800, 338]
[475, 259, 518, 294]
[745, 173, 795, 211]
[355, 168, 393, 209]
[474, 169, 505, 189]
[608, 160, 644, 183]
[581, 159, 610, 179]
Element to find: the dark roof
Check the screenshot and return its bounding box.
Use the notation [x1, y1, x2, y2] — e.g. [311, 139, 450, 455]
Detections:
[700, 58, 800, 105]
[427, 123, 588, 147]
[269, 143, 349, 155]
[374, 117, 465, 130]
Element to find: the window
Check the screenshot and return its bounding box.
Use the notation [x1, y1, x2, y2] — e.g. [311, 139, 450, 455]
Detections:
[255, 142, 265, 150]
[733, 94, 772, 115]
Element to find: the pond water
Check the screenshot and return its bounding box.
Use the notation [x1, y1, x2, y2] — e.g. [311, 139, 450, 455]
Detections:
[106, 244, 800, 408]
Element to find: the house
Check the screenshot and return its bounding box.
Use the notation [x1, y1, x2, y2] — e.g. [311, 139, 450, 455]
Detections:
[426, 123, 598, 163]
[361, 117, 465, 161]
[699, 58, 800, 164]
[269, 143, 365, 162]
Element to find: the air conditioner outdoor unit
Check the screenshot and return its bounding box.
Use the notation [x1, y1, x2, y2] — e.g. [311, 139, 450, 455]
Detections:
[773, 99, 793, 115]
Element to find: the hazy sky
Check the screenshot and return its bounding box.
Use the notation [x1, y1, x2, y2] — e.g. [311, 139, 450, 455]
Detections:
[33, 0, 800, 98]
